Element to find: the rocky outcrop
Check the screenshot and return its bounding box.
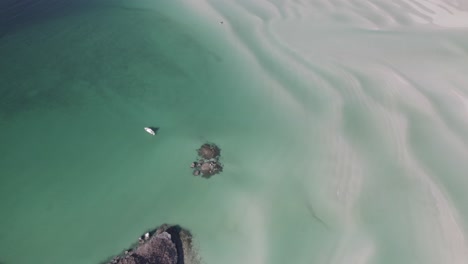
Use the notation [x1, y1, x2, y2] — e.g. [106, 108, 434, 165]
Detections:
[191, 143, 223, 178]
[197, 143, 220, 160]
[103, 224, 199, 264]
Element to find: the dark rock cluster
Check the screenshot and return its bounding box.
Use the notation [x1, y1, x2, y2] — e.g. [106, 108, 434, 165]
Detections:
[190, 143, 223, 178]
[103, 224, 199, 264]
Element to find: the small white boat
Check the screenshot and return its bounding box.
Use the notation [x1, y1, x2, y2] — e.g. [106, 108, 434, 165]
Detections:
[144, 127, 156, 135]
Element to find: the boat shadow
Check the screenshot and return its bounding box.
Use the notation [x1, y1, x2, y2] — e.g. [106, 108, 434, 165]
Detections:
[148, 127, 160, 133]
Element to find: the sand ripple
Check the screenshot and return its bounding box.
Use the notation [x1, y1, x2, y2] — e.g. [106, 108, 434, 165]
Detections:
[187, 0, 468, 263]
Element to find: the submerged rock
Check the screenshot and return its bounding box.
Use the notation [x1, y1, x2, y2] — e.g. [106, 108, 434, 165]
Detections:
[102, 224, 200, 264]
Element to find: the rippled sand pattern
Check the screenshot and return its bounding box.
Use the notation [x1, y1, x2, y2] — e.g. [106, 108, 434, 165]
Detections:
[185, 0, 468, 263]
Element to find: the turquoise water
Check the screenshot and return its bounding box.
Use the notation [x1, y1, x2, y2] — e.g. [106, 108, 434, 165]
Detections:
[1, 0, 468, 263]
[0, 1, 292, 263]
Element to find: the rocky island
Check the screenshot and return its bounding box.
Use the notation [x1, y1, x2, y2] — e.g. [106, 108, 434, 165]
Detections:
[190, 143, 223, 178]
[102, 224, 199, 264]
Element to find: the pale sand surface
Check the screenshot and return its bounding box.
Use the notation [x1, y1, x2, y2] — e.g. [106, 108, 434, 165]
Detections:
[1, 0, 468, 264]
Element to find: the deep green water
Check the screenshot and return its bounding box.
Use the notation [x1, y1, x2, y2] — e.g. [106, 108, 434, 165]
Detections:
[0, 1, 277, 263]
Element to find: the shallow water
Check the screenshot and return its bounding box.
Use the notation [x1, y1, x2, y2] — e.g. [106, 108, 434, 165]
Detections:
[1, 0, 468, 263]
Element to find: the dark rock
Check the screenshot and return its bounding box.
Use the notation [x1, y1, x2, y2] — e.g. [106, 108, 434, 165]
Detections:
[197, 143, 221, 160]
[103, 224, 199, 264]
[200, 162, 211, 172]
[191, 143, 223, 178]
